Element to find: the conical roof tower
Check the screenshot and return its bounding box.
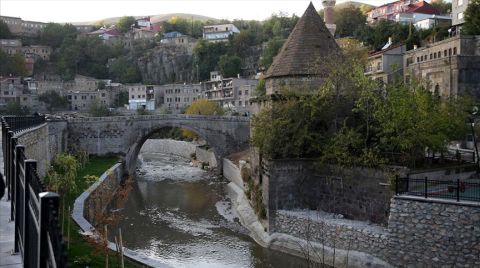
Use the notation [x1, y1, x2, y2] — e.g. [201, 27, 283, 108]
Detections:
[264, 2, 341, 95]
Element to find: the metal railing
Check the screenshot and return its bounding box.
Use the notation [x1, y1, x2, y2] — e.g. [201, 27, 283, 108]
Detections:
[395, 176, 480, 202]
[2, 115, 46, 134]
[1, 116, 68, 268]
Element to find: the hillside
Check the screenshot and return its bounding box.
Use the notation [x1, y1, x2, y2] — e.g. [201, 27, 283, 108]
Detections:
[72, 13, 217, 26]
[335, 1, 375, 10]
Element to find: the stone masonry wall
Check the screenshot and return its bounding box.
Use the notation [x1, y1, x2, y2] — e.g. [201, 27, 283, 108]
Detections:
[272, 210, 389, 259]
[223, 158, 243, 189]
[15, 124, 49, 177]
[140, 139, 195, 159]
[265, 160, 394, 225]
[272, 197, 480, 267]
[385, 197, 480, 267]
[84, 162, 124, 226]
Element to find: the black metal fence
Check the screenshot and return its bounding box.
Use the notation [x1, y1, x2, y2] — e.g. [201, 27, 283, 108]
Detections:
[396, 176, 480, 202]
[1, 115, 68, 268]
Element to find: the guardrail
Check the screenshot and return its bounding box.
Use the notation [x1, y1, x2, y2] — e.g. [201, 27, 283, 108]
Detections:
[1, 116, 68, 267]
[395, 176, 480, 202]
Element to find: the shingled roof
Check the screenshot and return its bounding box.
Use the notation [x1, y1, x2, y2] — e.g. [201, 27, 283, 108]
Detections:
[264, 2, 341, 79]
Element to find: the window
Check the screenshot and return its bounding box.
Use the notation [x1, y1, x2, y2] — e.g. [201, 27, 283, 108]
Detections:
[438, 51, 441, 58]
[239, 90, 242, 95]
[444, 50, 447, 57]
[131, 95, 135, 99]
[74, 96, 77, 100]
[449, 48, 452, 56]
[430, 53, 433, 60]
[458, 12, 464, 20]
[458, 0, 463, 6]
[453, 47, 457, 55]
[101, 93, 106, 97]
[245, 90, 249, 95]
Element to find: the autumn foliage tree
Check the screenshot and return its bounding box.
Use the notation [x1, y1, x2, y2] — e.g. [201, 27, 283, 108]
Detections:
[182, 99, 224, 140]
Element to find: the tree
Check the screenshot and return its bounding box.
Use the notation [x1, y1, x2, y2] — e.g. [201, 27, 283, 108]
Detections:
[97, 80, 106, 90]
[260, 38, 284, 70]
[5, 101, 29, 115]
[38, 91, 69, 112]
[182, 99, 224, 139]
[334, 6, 367, 38]
[114, 91, 129, 108]
[89, 99, 110, 117]
[45, 153, 78, 231]
[117, 16, 135, 33]
[0, 20, 12, 38]
[255, 79, 266, 97]
[109, 57, 141, 83]
[193, 40, 228, 80]
[463, 0, 480, 35]
[218, 54, 242, 78]
[40, 23, 78, 48]
[430, 0, 452, 14]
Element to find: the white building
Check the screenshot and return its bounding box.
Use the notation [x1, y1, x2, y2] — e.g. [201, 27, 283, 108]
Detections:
[203, 24, 240, 42]
[128, 84, 154, 110]
[414, 15, 452, 29]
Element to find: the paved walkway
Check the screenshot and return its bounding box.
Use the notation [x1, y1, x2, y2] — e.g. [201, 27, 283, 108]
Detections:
[0, 130, 22, 267]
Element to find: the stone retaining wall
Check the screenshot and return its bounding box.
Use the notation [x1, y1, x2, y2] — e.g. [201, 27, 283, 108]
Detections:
[72, 162, 169, 268]
[272, 210, 389, 258]
[140, 139, 217, 167]
[13, 120, 68, 177]
[385, 197, 480, 267]
[264, 160, 394, 225]
[223, 158, 243, 189]
[140, 139, 195, 159]
[15, 124, 49, 177]
[83, 162, 124, 226]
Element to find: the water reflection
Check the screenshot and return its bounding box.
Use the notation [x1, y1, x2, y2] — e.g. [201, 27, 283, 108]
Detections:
[115, 152, 305, 268]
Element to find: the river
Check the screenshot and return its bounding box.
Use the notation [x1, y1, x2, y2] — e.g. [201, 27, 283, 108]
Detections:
[114, 152, 306, 268]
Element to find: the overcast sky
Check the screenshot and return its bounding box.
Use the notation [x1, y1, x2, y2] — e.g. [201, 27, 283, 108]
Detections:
[0, 0, 390, 23]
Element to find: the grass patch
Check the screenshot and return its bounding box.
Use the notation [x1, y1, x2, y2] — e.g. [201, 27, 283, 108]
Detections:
[66, 156, 143, 268]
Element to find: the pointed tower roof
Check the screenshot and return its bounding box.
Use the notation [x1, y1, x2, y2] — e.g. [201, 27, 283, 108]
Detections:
[264, 2, 341, 79]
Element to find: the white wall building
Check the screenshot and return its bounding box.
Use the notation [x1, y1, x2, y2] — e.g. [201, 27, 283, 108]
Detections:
[203, 24, 240, 42]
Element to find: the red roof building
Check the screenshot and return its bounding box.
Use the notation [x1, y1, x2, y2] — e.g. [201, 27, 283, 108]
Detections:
[367, 0, 442, 24]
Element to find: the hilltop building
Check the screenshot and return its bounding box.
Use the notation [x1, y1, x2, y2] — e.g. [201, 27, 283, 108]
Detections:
[403, 35, 480, 98]
[367, 0, 442, 25]
[203, 24, 240, 42]
[88, 26, 122, 44]
[414, 15, 452, 30]
[264, 2, 341, 95]
[0, 16, 47, 36]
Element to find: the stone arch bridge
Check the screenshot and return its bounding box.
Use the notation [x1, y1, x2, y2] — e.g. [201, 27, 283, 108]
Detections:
[65, 114, 250, 174]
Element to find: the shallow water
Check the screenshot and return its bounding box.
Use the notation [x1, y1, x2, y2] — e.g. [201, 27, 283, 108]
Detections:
[114, 152, 306, 268]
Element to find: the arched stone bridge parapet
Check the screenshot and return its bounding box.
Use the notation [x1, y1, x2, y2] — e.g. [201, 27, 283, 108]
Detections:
[65, 114, 251, 175]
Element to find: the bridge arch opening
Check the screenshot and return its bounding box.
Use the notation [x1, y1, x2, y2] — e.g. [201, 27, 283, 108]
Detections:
[125, 125, 219, 176]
